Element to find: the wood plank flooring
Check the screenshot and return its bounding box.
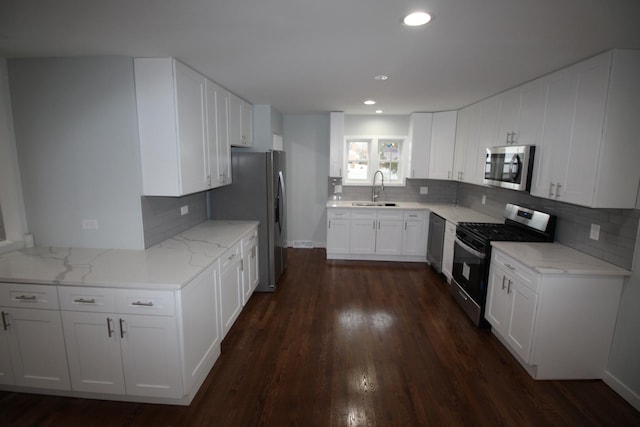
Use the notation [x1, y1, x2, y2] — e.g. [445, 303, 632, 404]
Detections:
[1, 248, 638, 426]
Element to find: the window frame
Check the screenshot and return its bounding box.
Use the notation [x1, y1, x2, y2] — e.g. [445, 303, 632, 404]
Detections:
[343, 135, 408, 186]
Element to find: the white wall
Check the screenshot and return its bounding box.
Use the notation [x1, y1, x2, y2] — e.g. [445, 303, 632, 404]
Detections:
[283, 114, 329, 247]
[344, 115, 409, 135]
[0, 59, 27, 252]
[8, 57, 144, 249]
[605, 187, 640, 411]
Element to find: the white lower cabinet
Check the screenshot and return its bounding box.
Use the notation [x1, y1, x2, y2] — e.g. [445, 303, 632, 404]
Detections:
[0, 283, 70, 390]
[327, 207, 428, 261]
[241, 229, 259, 306]
[442, 221, 456, 282]
[219, 242, 243, 338]
[60, 287, 182, 398]
[486, 248, 625, 379]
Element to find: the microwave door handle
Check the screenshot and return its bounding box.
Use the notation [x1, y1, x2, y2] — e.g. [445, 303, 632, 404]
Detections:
[455, 237, 486, 259]
[508, 155, 518, 181]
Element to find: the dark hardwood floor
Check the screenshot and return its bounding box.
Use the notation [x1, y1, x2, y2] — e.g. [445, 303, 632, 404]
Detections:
[1, 248, 638, 426]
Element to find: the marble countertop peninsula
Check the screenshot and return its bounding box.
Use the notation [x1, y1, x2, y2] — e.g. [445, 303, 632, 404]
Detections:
[326, 201, 501, 225]
[0, 220, 259, 290]
[491, 241, 631, 277]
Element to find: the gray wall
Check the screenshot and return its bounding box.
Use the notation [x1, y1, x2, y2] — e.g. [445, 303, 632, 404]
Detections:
[141, 193, 207, 248]
[345, 114, 409, 135]
[283, 114, 329, 247]
[8, 57, 145, 249]
[457, 183, 639, 270]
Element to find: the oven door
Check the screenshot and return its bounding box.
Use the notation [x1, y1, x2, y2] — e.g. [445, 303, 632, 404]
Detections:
[451, 238, 487, 325]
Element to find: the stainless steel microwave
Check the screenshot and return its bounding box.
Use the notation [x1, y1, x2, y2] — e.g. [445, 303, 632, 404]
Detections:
[483, 145, 535, 192]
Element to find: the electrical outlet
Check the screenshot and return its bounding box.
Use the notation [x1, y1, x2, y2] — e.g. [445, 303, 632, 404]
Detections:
[180, 205, 189, 216]
[482, 195, 486, 205]
[590, 223, 600, 241]
[419, 186, 429, 195]
[82, 219, 98, 230]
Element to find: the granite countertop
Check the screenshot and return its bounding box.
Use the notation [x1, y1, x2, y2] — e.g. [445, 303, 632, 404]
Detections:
[326, 200, 501, 225]
[491, 241, 631, 277]
[0, 220, 259, 290]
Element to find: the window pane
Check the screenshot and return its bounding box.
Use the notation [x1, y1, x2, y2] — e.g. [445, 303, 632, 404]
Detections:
[378, 140, 401, 181]
[347, 140, 370, 180]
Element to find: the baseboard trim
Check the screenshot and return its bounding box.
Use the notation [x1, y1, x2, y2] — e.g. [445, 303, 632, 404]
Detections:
[603, 370, 640, 412]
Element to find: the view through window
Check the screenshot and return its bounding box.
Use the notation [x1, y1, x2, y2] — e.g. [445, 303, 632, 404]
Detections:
[345, 137, 404, 184]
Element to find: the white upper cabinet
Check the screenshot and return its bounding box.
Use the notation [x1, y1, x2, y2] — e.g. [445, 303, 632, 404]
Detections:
[229, 92, 253, 147]
[453, 103, 484, 185]
[428, 111, 457, 180]
[494, 79, 546, 147]
[407, 112, 433, 179]
[135, 57, 235, 196]
[532, 50, 640, 208]
[329, 111, 345, 177]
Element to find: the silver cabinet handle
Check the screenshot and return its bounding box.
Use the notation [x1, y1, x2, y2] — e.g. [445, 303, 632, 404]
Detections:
[227, 253, 236, 261]
[15, 295, 37, 301]
[131, 301, 154, 307]
[119, 318, 126, 338]
[504, 263, 516, 271]
[106, 317, 114, 338]
[507, 280, 512, 294]
[372, 221, 376, 230]
[556, 183, 562, 198]
[458, 290, 468, 301]
[549, 182, 555, 197]
[501, 276, 507, 290]
[404, 222, 407, 230]
[240, 259, 244, 272]
[1, 311, 9, 331]
[328, 220, 331, 229]
[74, 298, 96, 304]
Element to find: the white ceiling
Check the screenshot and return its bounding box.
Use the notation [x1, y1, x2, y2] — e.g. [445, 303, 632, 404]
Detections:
[1, 0, 640, 115]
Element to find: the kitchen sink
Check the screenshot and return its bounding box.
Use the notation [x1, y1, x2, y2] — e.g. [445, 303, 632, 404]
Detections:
[351, 202, 398, 207]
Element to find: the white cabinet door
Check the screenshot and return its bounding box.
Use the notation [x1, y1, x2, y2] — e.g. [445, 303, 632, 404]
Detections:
[62, 311, 125, 394]
[486, 264, 509, 330]
[442, 221, 456, 281]
[229, 93, 253, 147]
[496, 88, 521, 145]
[242, 230, 259, 306]
[181, 264, 221, 394]
[401, 220, 425, 256]
[219, 248, 243, 338]
[120, 314, 182, 398]
[329, 112, 345, 177]
[0, 324, 14, 385]
[174, 61, 209, 195]
[205, 80, 229, 189]
[474, 95, 500, 182]
[241, 100, 253, 147]
[517, 79, 547, 147]
[350, 219, 377, 254]
[454, 103, 484, 184]
[407, 112, 433, 178]
[327, 218, 350, 255]
[506, 279, 538, 362]
[3, 307, 70, 390]
[375, 220, 403, 256]
[428, 111, 457, 180]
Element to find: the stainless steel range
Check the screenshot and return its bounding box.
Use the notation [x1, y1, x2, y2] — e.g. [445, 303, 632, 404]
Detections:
[451, 203, 556, 327]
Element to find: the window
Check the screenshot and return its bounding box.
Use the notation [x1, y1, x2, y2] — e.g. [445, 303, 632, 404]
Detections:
[344, 136, 406, 185]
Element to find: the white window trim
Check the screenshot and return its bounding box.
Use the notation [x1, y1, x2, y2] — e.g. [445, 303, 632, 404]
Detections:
[343, 135, 408, 186]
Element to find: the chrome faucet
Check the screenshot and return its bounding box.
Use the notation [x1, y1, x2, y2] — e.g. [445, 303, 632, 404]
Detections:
[372, 170, 384, 202]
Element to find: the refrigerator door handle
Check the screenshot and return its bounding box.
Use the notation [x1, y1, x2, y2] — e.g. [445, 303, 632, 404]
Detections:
[277, 171, 286, 234]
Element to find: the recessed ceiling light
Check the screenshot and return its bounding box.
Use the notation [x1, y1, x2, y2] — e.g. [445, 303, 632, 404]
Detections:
[364, 100, 376, 105]
[402, 11, 432, 26]
[375, 110, 383, 114]
[373, 75, 389, 81]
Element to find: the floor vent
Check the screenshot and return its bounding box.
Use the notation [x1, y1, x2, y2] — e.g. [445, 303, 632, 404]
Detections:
[292, 240, 314, 248]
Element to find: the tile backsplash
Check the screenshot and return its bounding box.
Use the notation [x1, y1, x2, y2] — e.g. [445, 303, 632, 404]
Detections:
[329, 177, 638, 270]
[141, 193, 207, 248]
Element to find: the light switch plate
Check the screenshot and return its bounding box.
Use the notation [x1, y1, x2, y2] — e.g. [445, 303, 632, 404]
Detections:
[419, 186, 429, 195]
[82, 219, 98, 230]
[590, 223, 600, 240]
[482, 195, 486, 205]
[180, 205, 189, 216]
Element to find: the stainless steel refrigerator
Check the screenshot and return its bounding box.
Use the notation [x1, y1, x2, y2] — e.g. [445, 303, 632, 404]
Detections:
[208, 150, 287, 292]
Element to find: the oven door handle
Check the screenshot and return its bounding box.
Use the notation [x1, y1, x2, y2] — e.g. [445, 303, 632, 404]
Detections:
[455, 237, 486, 259]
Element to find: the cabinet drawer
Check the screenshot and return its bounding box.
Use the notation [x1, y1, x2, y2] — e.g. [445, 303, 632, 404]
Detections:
[242, 228, 258, 251]
[58, 286, 116, 312]
[376, 209, 404, 221]
[493, 250, 538, 293]
[327, 209, 351, 219]
[115, 289, 176, 316]
[220, 242, 242, 271]
[403, 210, 427, 221]
[0, 283, 59, 310]
[350, 210, 377, 220]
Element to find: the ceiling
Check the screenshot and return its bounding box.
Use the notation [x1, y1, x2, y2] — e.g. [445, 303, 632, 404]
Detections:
[1, 0, 640, 115]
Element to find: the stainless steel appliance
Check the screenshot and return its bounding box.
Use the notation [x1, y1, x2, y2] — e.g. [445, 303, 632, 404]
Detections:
[483, 145, 535, 191]
[451, 203, 555, 326]
[427, 212, 445, 272]
[209, 150, 287, 292]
